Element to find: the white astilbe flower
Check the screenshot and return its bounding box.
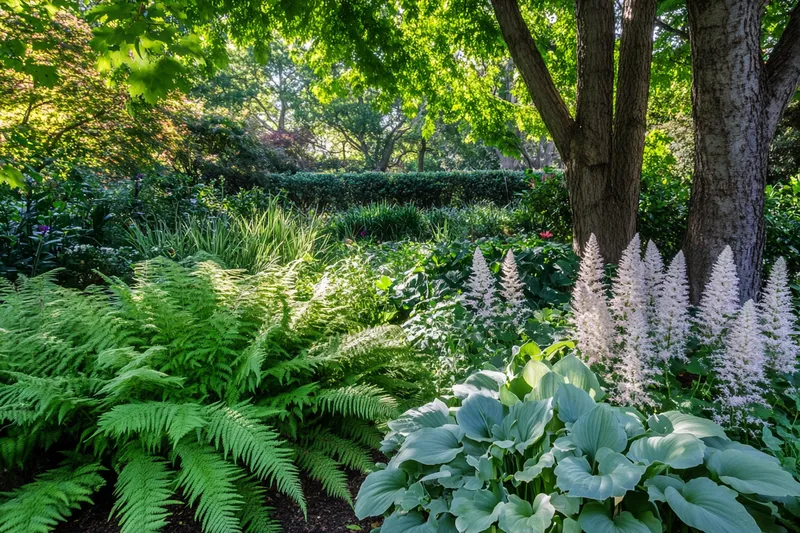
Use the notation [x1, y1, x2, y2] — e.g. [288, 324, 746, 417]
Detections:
[570, 234, 615, 365]
[500, 250, 529, 326]
[653, 251, 691, 363]
[462, 247, 498, 320]
[610, 234, 647, 319]
[643, 240, 664, 322]
[712, 300, 768, 427]
[759, 257, 799, 374]
[696, 246, 740, 342]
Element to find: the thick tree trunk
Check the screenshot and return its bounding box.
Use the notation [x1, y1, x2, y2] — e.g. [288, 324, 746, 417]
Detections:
[684, 0, 800, 303]
[417, 138, 426, 171]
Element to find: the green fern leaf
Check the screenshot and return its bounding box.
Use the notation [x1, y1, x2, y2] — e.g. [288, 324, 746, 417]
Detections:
[97, 402, 206, 446]
[316, 385, 398, 420]
[295, 448, 352, 504]
[235, 476, 281, 533]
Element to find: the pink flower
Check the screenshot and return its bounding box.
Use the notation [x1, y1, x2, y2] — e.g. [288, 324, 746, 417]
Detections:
[540, 231, 553, 239]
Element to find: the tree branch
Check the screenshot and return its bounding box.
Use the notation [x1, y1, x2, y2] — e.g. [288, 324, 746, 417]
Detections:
[490, 0, 575, 159]
[765, 1, 800, 136]
[655, 18, 689, 40]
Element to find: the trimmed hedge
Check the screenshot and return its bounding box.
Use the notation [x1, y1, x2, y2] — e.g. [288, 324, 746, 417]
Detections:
[256, 170, 541, 208]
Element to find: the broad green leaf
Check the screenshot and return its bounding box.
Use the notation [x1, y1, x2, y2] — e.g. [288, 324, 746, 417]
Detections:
[0, 165, 25, 189]
[578, 502, 652, 533]
[563, 517, 581, 533]
[450, 488, 503, 533]
[515, 453, 555, 483]
[526, 371, 565, 400]
[393, 427, 464, 466]
[552, 354, 604, 400]
[705, 448, 800, 498]
[554, 383, 596, 424]
[505, 398, 553, 453]
[498, 494, 555, 533]
[702, 437, 780, 464]
[453, 371, 506, 399]
[550, 491, 581, 516]
[627, 433, 705, 469]
[647, 413, 674, 434]
[456, 394, 504, 442]
[521, 359, 552, 390]
[615, 407, 645, 438]
[388, 399, 452, 436]
[644, 475, 685, 503]
[382, 511, 436, 533]
[355, 468, 407, 519]
[660, 412, 727, 440]
[554, 449, 643, 500]
[571, 404, 627, 459]
[664, 478, 759, 533]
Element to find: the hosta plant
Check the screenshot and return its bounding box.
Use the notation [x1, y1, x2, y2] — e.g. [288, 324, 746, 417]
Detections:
[355, 347, 800, 533]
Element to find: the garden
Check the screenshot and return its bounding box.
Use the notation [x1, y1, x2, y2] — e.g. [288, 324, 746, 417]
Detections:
[2, 1, 800, 533]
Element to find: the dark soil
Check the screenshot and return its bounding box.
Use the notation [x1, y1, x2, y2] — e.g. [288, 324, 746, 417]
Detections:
[55, 470, 379, 533]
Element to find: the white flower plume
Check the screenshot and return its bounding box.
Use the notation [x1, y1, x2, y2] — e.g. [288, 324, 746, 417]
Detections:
[500, 249, 529, 326]
[696, 245, 740, 342]
[653, 250, 691, 363]
[643, 240, 664, 322]
[570, 234, 615, 365]
[759, 257, 798, 374]
[462, 246, 498, 320]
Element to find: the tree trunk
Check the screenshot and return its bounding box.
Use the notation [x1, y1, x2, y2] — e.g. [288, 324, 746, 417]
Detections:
[684, 0, 800, 303]
[417, 138, 426, 171]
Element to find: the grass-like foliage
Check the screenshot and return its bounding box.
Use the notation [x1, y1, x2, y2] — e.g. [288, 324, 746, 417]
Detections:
[0, 257, 430, 532]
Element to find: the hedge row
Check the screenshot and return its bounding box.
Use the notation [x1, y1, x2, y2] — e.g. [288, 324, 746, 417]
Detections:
[255, 170, 544, 208]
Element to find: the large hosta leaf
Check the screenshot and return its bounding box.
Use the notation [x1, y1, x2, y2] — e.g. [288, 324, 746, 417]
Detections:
[392, 427, 464, 466]
[526, 371, 565, 400]
[453, 371, 506, 399]
[702, 437, 781, 464]
[626, 433, 705, 469]
[554, 383, 596, 424]
[498, 399, 553, 453]
[521, 360, 553, 390]
[355, 468, 407, 519]
[552, 354, 604, 400]
[515, 453, 555, 483]
[555, 449, 643, 500]
[381, 511, 436, 533]
[498, 494, 555, 533]
[456, 394, 504, 442]
[659, 412, 727, 440]
[644, 475, 685, 503]
[571, 404, 627, 459]
[578, 502, 652, 533]
[664, 478, 759, 533]
[705, 448, 800, 498]
[388, 400, 452, 436]
[450, 488, 503, 533]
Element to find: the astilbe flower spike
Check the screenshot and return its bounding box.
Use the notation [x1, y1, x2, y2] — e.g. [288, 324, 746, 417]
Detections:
[500, 249, 529, 326]
[653, 250, 691, 364]
[696, 246, 740, 343]
[570, 234, 615, 365]
[758, 257, 799, 374]
[462, 246, 498, 320]
[713, 299, 768, 428]
[643, 240, 664, 322]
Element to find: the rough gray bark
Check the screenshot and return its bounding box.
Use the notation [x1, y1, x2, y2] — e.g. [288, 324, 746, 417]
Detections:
[491, 0, 657, 262]
[684, 0, 800, 302]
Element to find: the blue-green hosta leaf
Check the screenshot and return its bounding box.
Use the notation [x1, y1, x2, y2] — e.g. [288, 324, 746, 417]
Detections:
[702, 437, 781, 464]
[521, 359, 552, 390]
[705, 448, 800, 498]
[498, 494, 555, 533]
[563, 517, 581, 533]
[571, 404, 627, 459]
[456, 394, 504, 442]
[550, 492, 581, 517]
[453, 371, 506, 399]
[627, 433, 706, 469]
[398, 482, 427, 511]
[381, 511, 436, 533]
[578, 502, 652, 533]
[515, 453, 555, 483]
[388, 400, 452, 436]
[554, 383, 596, 424]
[554, 449, 643, 500]
[392, 427, 464, 466]
[502, 398, 553, 453]
[450, 488, 503, 533]
[552, 354, 605, 400]
[647, 413, 674, 434]
[659, 412, 728, 440]
[644, 475, 685, 503]
[526, 371, 565, 400]
[355, 468, 407, 519]
[466, 455, 494, 482]
[664, 478, 759, 533]
[552, 436, 580, 461]
[615, 407, 645, 438]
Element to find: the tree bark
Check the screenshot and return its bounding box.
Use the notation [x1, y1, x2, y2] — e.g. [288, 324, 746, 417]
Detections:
[417, 138, 426, 171]
[684, 0, 800, 303]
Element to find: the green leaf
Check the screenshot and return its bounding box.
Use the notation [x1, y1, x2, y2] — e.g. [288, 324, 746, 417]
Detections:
[453, 371, 506, 399]
[571, 404, 627, 459]
[659, 412, 727, 440]
[526, 371, 564, 400]
[554, 449, 643, 500]
[552, 354, 604, 400]
[515, 453, 555, 483]
[626, 433, 706, 469]
[355, 468, 407, 519]
[521, 359, 552, 389]
[554, 383, 596, 424]
[388, 399, 452, 436]
[0, 165, 25, 189]
[705, 448, 800, 498]
[381, 511, 436, 533]
[664, 478, 760, 533]
[450, 488, 503, 533]
[497, 398, 553, 453]
[498, 494, 555, 533]
[578, 502, 652, 533]
[392, 427, 464, 466]
[644, 475, 685, 503]
[456, 394, 504, 442]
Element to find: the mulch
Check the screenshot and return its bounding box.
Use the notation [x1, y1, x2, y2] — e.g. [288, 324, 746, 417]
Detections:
[55, 470, 380, 533]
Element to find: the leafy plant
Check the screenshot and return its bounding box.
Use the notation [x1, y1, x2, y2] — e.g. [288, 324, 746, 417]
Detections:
[355, 348, 800, 532]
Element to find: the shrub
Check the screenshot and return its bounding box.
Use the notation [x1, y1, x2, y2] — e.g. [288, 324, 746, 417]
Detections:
[355, 348, 800, 533]
[0, 258, 431, 532]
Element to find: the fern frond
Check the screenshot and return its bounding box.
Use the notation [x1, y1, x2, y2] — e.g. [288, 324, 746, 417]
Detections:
[112, 445, 180, 533]
[98, 367, 185, 400]
[304, 429, 374, 473]
[97, 402, 206, 447]
[235, 476, 281, 533]
[337, 418, 384, 450]
[204, 402, 305, 511]
[0, 373, 96, 425]
[173, 442, 244, 533]
[0, 463, 105, 533]
[316, 384, 398, 421]
[294, 448, 351, 504]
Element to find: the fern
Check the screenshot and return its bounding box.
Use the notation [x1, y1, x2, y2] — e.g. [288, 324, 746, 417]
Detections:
[0, 463, 105, 533]
[294, 448, 352, 504]
[303, 428, 375, 473]
[316, 384, 399, 420]
[235, 477, 282, 533]
[112, 445, 180, 533]
[98, 402, 206, 447]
